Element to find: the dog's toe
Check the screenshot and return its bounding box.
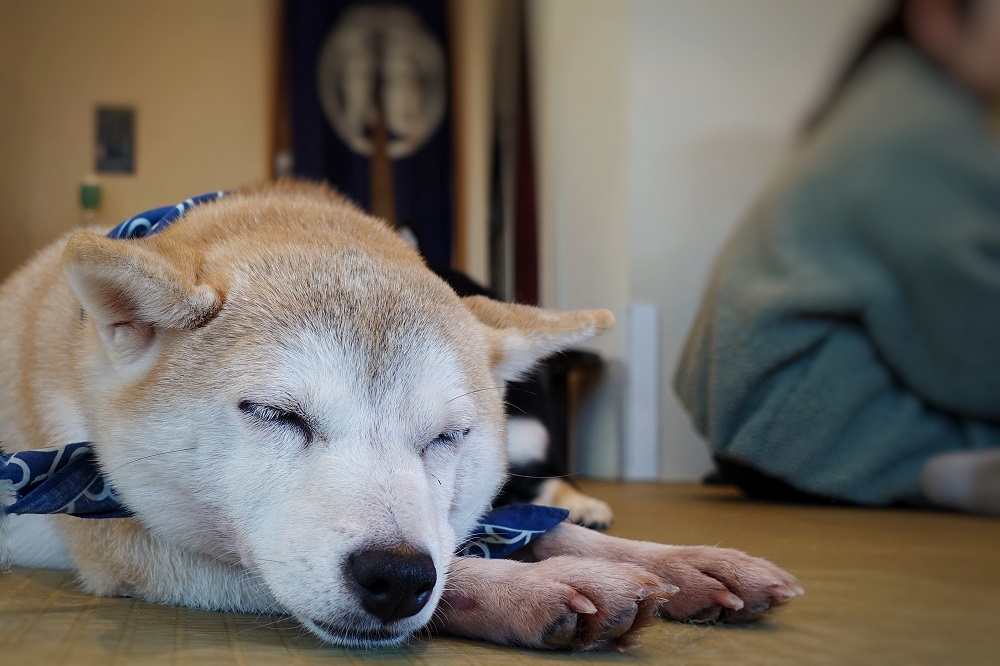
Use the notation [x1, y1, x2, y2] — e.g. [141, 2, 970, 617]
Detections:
[513, 557, 667, 650]
[640, 546, 803, 624]
[437, 555, 674, 651]
[539, 559, 666, 650]
[541, 609, 581, 648]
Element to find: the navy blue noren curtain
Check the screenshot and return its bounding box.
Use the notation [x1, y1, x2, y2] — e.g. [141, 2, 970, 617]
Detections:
[286, 0, 453, 268]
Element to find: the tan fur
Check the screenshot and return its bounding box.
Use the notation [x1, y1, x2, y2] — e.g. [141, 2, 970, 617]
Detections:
[0, 180, 800, 650]
[519, 523, 803, 624]
[533, 479, 615, 529]
[435, 555, 665, 650]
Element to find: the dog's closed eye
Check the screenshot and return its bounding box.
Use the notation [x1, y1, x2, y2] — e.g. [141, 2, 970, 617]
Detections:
[239, 400, 314, 445]
[423, 428, 471, 454]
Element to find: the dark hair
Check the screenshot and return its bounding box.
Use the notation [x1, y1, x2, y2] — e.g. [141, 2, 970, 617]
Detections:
[800, 0, 974, 136]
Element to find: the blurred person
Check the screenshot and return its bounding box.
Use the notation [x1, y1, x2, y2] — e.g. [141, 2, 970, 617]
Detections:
[676, 0, 1000, 514]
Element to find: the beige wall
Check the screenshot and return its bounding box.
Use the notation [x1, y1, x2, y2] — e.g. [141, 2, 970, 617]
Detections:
[528, 0, 631, 479]
[0, 0, 279, 279]
[629, 0, 881, 480]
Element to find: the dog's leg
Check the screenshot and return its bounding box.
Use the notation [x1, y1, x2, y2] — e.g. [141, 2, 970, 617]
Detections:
[516, 522, 803, 623]
[532, 478, 614, 529]
[57, 517, 279, 614]
[505, 416, 615, 529]
[434, 555, 673, 650]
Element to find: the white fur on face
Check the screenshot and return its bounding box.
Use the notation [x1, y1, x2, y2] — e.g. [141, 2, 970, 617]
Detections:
[222, 327, 474, 643]
[84, 282, 507, 647]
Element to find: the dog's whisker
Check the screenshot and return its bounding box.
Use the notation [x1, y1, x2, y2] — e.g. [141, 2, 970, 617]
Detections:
[445, 386, 506, 403]
[436, 597, 458, 614]
[247, 615, 293, 632]
[424, 615, 442, 639]
[454, 499, 498, 530]
[501, 401, 529, 416]
[107, 447, 199, 473]
[505, 471, 583, 480]
[445, 559, 474, 573]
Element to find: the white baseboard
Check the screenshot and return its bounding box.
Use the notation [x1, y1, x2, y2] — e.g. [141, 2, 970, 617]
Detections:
[624, 302, 660, 480]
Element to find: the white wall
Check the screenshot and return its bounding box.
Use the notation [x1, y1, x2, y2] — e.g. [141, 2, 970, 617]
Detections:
[531, 0, 881, 479]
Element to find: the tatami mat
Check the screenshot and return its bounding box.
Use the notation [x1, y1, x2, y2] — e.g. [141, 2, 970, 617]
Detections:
[3, 482, 998, 665]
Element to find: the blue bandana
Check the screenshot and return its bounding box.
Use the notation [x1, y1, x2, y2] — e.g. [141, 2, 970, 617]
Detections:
[458, 504, 570, 558]
[1, 193, 569, 558]
[0, 444, 130, 518]
[106, 191, 227, 239]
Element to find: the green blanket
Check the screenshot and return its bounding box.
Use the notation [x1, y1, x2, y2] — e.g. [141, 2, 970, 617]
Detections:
[675, 43, 1000, 506]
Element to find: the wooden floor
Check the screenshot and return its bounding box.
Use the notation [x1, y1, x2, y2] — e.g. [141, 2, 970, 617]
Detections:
[3, 481, 999, 665]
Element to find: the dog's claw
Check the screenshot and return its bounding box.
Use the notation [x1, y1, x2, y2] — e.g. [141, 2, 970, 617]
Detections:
[639, 582, 679, 599]
[569, 594, 598, 614]
[713, 590, 744, 611]
[767, 584, 800, 603]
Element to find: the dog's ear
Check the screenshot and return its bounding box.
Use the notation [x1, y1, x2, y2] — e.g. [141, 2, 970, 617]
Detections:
[462, 295, 614, 382]
[63, 232, 221, 361]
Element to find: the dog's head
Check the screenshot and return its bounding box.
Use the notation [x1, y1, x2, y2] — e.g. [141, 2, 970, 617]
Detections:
[61, 182, 613, 646]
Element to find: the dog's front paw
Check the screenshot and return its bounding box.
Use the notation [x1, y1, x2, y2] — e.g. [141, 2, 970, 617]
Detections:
[439, 556, 674, 650]
[526, 556, 672, 650]
[643, 546, 803, 623]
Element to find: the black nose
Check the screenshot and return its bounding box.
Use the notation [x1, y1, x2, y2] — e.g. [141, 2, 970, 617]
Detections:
[348, 547, 437, 623]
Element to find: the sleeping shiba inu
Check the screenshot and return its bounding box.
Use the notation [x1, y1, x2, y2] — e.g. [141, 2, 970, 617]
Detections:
[0, 182, 801, 650]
